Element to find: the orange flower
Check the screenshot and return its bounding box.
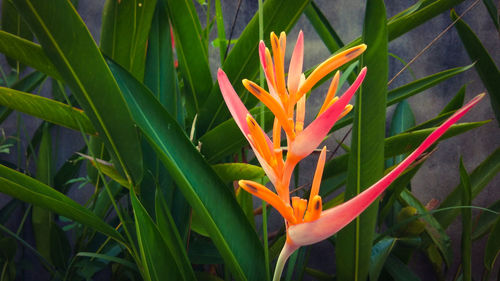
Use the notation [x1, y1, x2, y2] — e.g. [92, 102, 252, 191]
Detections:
[217, 31, 484, 281]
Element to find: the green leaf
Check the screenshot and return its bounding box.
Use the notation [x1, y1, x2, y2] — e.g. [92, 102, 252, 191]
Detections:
[440, 85, 466, 114]
[0, 87, 96, 135]
[336, 1, 388, 280]
[388, 0, 465, 41]
[384, 255, 421, 281]
[482, 0, 499, 30]
[324, 121, 487, 182]
[76, 252, 137, 271]
[108, 60, 266, 281]
[165, 0, 212, 113]
[370, 238, 397, 281]
[198, 0, 310, 134]
[1, 0, 33, 70]
[32, 123, 54, 263]
[78, 154, 130, 188]
[304, 1, 344, 53]
[400, 190, 453, 266]
[154, 189, 196, 280]
[333, 64, 473, 131]
[472, 200, 500, 240]
[130, 191, 184, 281]
[484, 214, 500, 270]
[459, 158, 472, 281]
[0, 70, 47, 124]
[13, 0, 143, 184]
[451, 9, 500, 126]
[100, 0, 157, 80]
[435, 148, 500, 228]
[386, 100, 415, 167]
[0, 164, 124, 243]
[214, 0, 227, 64]
[212, 163, 266, 183]
[0, 31, 62, 80]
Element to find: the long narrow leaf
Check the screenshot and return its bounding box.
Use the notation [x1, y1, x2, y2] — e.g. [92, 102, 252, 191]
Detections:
[13, 0, 143, 184]
[108, 61, 266, 281]
[336, 1, 388, 280]
[0, 164, 124, 243]
[0, 87, 96, 135]
[451, 9, 500, 125]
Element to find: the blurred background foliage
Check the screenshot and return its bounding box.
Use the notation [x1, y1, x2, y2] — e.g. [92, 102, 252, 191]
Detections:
[0, 0, 498, 280]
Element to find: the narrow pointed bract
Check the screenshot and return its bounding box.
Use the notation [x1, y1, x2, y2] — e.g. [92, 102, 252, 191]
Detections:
[217, 31, 484, 281]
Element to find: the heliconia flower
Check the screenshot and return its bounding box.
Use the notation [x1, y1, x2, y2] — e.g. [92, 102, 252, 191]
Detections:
[217, 30, 485, 281]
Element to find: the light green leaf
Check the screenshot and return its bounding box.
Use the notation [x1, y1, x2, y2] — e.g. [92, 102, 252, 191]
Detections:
[336, 1, 388, 280]
[0, 87, 96, 135]
[212, 163, 266, 183]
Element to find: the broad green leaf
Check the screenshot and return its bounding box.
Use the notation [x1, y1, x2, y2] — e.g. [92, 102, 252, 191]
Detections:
[0, 31, 62, 80]
[400, 190, 453, 266]
[155, 190, 196, 280]
[0, 87, 96, 135]
[388, 0, 465, 41]
[108, 61, 266, 281]
[13, 0, 143, 184]
[0, 164, 124, 243]
[369, 238, 397, 281]
[304, 1, 344, 53]
[32, 123, 53, 263]
[0, 70, 47, 124]
[451, 9, 500, 125]
[1, 0, 33, 70]
[484, 214, 500, 270]
[198, 0, 310, 134]
[130, 191, 184, 281]
[459, 158, 472, 281]
[435, 148, 500, 228]
[200, 106, 273, 163]
[333, 64, 473, 131]
[100, 0, 157, 80]
[336, 1, 388, 280]
[165, 0, 212, 113]
[76, 252, 137, 271]
[212, 163, 265, 183]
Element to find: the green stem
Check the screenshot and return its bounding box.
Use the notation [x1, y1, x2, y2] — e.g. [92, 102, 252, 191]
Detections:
[273, 242, 299, 281]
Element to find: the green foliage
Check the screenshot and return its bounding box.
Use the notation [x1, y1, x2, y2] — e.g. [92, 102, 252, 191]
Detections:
[0, 1, 497, 280]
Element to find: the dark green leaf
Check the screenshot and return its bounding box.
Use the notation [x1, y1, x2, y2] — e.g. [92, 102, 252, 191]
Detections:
[459, 158, 472, 281]
[304, 1, 344, 53]
[484, 214, 500, 270]
[130, 191, 184, 281]
[100, 0, 157, 80]
[472, 200, 500, 240]
[165, 0, 212, 113]
[370, 238, 397, 281]
[108, 61, 266, 281]
[451, 9, 500, 125]
[212, 163, 265, 183]
[13, 0, 143, 184]
[384, 255, 421, 281]
[1, 0, 33, 70]
[482, 0, 499, 29]
[0, 164, 124, 243]
[436, 148, 500, 228]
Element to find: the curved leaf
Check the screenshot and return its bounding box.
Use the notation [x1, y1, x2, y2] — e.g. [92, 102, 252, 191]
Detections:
[0, 164, 124, 243]
[13, 0, 143, 184]
[0, 87, 96, 135]
[108, 61, 266, 281]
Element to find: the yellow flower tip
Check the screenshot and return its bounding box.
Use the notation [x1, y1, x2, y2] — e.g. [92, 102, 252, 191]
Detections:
[303, 195, 322, 222]
[340, 104, 353, 119]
